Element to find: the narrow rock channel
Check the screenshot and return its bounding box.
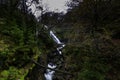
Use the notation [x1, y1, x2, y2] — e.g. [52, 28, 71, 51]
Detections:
[18, 0, 67, 79]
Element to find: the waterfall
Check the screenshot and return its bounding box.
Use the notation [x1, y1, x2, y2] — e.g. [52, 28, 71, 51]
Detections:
[18, 0, 66, 80]
[44, 63, 56, 80]
[44, 25, 65, 80]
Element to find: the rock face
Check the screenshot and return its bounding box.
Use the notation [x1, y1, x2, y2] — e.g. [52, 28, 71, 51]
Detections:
[18, 0, 43, 22]
[0, 0, 7, 4]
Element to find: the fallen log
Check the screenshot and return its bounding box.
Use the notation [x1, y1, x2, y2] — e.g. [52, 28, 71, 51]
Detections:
[31, 59, 74, 76]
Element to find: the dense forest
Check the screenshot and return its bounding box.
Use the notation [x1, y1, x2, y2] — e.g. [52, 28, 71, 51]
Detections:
[0, 0, 120, 80]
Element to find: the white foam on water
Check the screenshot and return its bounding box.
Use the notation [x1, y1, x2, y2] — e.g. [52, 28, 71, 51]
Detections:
[50, 30, 62, 44]
[44, 63, 57, 80]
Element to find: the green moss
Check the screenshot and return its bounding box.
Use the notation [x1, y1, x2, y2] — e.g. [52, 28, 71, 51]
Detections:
[0, 5, 44, 79]
[0, 67, 29, 80]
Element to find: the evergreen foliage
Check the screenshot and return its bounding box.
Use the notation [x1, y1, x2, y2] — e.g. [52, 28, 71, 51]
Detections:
[0, 0, 120, 80]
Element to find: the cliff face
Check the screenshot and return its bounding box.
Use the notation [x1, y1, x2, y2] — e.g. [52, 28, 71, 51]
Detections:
[0, 0, 7, 4]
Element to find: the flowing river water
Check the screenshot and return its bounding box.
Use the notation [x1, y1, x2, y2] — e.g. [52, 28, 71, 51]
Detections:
[18, 0, 67, 80]
[44, 25, 65, 80]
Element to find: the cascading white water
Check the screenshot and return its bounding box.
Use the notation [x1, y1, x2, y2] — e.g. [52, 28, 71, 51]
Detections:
[18, 0, 68, 79]
[44, 63, 57, 80]
[44, 25, 65, 80]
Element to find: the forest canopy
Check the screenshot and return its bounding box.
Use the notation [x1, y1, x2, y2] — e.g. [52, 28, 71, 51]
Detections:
[0, 0, 120, 80]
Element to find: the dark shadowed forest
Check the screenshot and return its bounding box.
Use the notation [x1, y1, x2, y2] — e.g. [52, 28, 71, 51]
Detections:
[0, 0, 120, 80]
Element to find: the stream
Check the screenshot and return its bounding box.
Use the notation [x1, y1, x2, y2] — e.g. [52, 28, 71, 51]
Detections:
[18, 0, 66, 80]
[44, 25, 65, 80]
